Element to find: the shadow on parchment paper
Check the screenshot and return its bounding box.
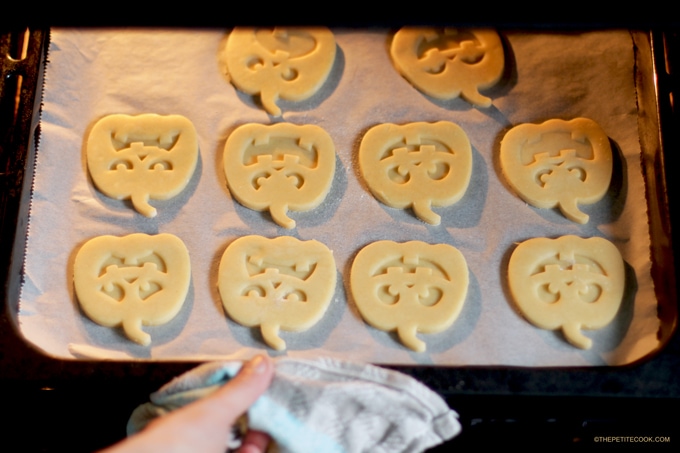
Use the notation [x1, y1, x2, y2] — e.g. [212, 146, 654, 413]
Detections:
[575, 261, 637, 364]
[578, 138, 627, 226]
[437, 147, 487, 229]
[222, 270, 346, 355]
[500, 241, 637, 366]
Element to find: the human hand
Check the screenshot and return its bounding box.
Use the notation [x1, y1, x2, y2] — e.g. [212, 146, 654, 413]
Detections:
[102, 354, 274, 453]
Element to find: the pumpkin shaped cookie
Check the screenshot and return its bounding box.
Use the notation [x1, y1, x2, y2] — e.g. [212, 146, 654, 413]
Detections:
[359, 121, 472, 225]
[224, 27, 336, 116]
[390, 28, 504, 107]
[224, 122, 336, 229]
[350, 240, 468, 352]
[218, 235, 336, 350]
[508, 235, 625, 349]
[500, 118, 612, 224]
[73, 233, 191, 346]
[86, 113, 198, 218]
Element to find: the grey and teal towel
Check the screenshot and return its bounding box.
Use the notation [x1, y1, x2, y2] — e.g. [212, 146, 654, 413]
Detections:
[128, 357, 460, 453]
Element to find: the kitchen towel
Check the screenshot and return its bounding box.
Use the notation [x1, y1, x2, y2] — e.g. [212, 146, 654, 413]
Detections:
[128, 357, 460, 453]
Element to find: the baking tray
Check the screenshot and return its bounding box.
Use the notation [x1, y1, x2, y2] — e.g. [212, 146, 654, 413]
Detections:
[1, 26, 679, 451]
[11, 28, 675, 366]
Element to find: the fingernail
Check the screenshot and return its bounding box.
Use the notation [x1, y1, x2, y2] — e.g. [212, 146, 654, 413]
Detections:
[245, 354, 269, 374]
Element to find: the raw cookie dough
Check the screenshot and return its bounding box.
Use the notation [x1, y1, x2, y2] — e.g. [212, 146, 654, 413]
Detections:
[350, 240, 468, 352]
[224, 122, 336, 229]
[86, 113, 198, 218]
[390, 28, 504, 108]
[73, 233, 191, 346]
[223, 27, 336, 116]
[358, 121, 472, 225]
[218, 235, 337, 351]
[500, 118, 612, 224]
[507, 235, 625, 349]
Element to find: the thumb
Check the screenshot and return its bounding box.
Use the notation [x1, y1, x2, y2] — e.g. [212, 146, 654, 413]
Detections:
[154, 354, 274, 429]
[194, 354, 274, 425]
[210, 354, 274, 415]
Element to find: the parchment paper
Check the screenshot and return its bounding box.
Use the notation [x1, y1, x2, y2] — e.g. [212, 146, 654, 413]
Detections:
[18, 28, 660, 366]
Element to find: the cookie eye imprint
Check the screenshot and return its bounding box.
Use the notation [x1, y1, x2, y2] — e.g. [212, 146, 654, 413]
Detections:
[223, 27, 337, 116]
[86, 113, 199, 218]
[507, 235, 625, 349]
[223, 122, 336, 229]
[218, 235, 337, 351]
[73, 233, 191, 346]
[358, 121, 472, 226]
[500, 118, 613, 224]
[390, 28, 505, 108]
[350, 240, 468, 352]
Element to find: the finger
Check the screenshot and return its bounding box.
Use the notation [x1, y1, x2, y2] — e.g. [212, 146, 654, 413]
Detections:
[236, 430, 271, 453]
[209, 354, 274, 415]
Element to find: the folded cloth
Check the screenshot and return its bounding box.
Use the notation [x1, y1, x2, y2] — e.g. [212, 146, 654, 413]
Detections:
[128, 357, 461, 453]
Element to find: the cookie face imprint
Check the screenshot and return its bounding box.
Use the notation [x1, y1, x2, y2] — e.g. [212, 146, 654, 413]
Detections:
[390, 28, 504, 108]
[224, 27, 336, 116]
[508, 235, 625, 349]
[218, 235, 336, 351]
[500, 118, 612, 224]
[224, 123, 336, 229]
[350, 240, 468, 352]
[86, 113, 198, 218]
[359, 121, 472, 225]
[73, 233, 191, 346]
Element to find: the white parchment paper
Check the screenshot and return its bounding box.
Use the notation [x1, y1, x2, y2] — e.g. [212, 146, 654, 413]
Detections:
[19, 28, 659, 366]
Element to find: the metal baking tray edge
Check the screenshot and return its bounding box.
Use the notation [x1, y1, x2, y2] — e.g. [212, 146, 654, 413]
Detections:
[1, 27, 679, 401]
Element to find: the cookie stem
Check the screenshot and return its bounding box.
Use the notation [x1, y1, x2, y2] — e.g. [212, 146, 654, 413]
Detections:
[123, 317, 151, 347]
[398, 323, 426, 352]
[558, 197, 589, 224]
[413, 199, 440, 226]
[563, 322, 592, 349]
[461, 89, 492, 108]
[131, 191, 157, 218]
[260, 88, 282, 117]
[261, 322, 286, 351]
[270, 203, 295, 229]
